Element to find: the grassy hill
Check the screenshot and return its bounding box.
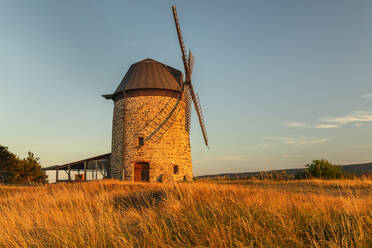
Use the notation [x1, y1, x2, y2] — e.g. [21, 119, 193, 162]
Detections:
[0, 180, 371, 247]
[197, 162, 372, 179]
[342, 162, 372, 175]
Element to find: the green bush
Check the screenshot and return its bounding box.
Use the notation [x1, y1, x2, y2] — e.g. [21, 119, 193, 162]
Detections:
[306, 159, 344, 179]
[295, 160, 347, 179]
[0, 145, 48, 184]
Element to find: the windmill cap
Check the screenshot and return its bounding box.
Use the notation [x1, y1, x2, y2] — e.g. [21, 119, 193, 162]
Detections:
[113, 58, 183, 94]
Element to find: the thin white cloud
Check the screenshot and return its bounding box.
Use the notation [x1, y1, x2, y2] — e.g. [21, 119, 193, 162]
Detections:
[361, 93, 372, 98]
[262, 136, 327, 147]
[322, 111, 372, 124]
[294, 138, 327, 146]
[263, 136, 295, 143]
[258, 143, 280, 147]
[282, 122, 339, 129]
[282, 122, 311, 128]
[314, 124, 339, 129]
[283, 110, 372, 130]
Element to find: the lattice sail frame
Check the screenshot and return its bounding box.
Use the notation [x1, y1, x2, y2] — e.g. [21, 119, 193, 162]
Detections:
[172, 5, 209, 147]
[134, 5, 208, 146]
[185, 84, 191, 133]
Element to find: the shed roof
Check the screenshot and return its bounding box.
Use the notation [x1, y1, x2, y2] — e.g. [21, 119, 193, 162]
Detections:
[42, 153, 111, 171]
[104, 58, 182, 99]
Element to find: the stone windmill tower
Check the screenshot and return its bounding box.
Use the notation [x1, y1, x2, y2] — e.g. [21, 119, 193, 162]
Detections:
[103, 6, 208, 182]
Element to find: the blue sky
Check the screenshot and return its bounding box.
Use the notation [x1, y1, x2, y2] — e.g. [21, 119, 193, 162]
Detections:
[1, 0, 372, 176]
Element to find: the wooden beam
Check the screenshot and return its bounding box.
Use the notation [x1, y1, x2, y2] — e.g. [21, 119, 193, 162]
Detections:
[56, 169, 59, 182]
[51, 153, 110, 171]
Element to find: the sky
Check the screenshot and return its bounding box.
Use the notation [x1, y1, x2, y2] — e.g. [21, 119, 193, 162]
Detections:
[1, 0, 372, 176]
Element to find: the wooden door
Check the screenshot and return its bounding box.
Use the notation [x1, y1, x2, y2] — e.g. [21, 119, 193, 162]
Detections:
[134, 162, 149, 182]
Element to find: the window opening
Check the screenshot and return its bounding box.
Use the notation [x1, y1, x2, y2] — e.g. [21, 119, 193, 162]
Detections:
[139, 137, 144, 146]
[173, 165, 179, 175]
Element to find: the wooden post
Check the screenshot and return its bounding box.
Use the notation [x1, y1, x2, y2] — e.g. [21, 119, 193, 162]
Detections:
[95, 161, 98, 180]
[98, 165, 104, 176]
[84, 161, 87, 181]
[56, 169, 59, 182]
[68, 165, 71, 182]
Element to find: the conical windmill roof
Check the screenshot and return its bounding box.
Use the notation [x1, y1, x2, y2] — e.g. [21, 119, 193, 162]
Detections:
[114, 58, 182, 94]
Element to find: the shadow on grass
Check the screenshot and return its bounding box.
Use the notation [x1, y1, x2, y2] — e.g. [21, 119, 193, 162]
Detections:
[113, 189, 167, 210]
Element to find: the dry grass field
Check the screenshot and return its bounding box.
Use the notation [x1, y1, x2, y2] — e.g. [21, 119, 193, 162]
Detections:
[0, 180, 371, 248]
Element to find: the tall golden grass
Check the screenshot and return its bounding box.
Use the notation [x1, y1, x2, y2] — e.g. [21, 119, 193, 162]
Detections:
[0, 180, 371, 247]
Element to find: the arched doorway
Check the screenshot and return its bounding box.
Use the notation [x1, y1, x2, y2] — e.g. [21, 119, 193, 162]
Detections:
[134, 162, 149, 182]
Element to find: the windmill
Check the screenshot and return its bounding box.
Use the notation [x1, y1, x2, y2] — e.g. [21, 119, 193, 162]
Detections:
[104, 5, 207, 182]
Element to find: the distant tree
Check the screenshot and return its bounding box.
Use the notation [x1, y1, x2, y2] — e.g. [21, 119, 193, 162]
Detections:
[0, 146, 20, 183]
[305, 159, 344, 179]
[18, 152, 48, 184]
[0, 145, 48, 184]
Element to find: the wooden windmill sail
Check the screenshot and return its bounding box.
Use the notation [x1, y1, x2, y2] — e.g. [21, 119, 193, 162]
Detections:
[172, 5, 208, 147]
[137, 5, 209, 147]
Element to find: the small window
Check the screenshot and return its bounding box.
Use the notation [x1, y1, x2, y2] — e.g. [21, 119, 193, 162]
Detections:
[138, 137, 144, 146]
[173, 165, 179, 175]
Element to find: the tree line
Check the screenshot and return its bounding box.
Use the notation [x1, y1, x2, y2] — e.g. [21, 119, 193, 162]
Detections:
[0, 145, 48, 184]
[198, 159, 356, 181]
[256, 160, 352, 180]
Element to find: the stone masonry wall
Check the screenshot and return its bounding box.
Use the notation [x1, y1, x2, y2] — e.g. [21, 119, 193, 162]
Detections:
[121, 95, 192, 182]
[110, 98, 124, 179]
